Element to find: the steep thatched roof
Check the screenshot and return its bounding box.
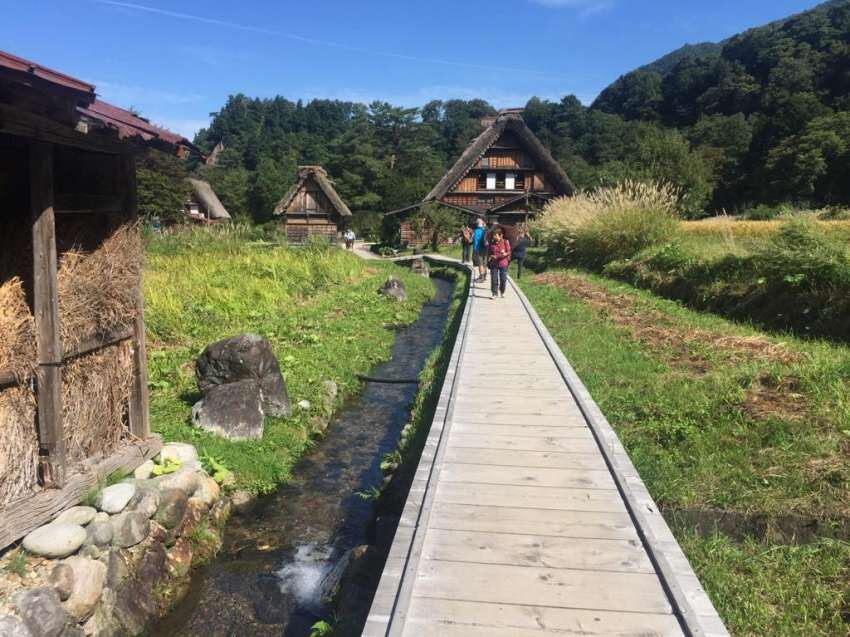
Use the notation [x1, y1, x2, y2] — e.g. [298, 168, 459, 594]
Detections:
[273, 166, 352, 217]
[425, 112, 575, 202]
[187, 178, 231, 220]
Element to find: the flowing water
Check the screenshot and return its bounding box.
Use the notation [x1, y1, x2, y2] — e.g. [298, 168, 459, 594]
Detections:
[152, 276, 455, 637]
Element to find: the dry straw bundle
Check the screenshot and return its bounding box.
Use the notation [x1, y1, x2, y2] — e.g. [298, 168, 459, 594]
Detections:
[0, 223, 141, 506]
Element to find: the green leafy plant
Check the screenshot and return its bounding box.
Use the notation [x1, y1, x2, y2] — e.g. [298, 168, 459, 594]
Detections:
[200, 451, 233, 485]
[355, 485, 382, 501]
[309, 620, 334, 637]
[151, 457, 182, 476]
[4, 549, 27, 577]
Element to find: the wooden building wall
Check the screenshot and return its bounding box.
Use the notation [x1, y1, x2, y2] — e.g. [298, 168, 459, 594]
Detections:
[282, 180, 345, 244]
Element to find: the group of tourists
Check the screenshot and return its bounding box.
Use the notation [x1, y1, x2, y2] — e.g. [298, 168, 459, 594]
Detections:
[460, 219, 532, 299]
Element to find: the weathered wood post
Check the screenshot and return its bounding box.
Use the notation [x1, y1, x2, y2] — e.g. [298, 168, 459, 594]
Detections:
[121, 154, 150, 439]
[29, 140, 66, 487]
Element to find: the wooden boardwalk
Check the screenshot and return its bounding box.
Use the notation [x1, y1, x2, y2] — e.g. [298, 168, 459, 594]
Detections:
[364, 268, 728, 636]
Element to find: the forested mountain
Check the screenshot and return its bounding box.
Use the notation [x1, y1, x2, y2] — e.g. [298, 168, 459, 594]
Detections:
[149, 0, 850, 224]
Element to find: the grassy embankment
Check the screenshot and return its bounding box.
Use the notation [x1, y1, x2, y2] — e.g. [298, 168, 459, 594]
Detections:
[520, 272, 849, 636]
[526, 184, 850, 635]
[143, 226, 434, 494]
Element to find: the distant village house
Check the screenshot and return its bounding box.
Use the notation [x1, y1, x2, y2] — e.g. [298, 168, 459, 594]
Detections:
[273, 166, 351, 245]
[387, 109, 575, 245]
[184, 178, 231, 223]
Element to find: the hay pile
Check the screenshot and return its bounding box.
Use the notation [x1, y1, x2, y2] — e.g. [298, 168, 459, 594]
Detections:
[0, 223, 141, 506]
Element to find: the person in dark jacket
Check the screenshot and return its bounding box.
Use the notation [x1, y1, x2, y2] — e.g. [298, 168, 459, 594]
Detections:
[512, 226, 532, 279]
[460, 223, 472, 264]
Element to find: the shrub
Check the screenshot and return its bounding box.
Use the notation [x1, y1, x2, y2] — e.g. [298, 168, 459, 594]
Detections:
[533, 181, 681, 269]
[754, 217, 850, 291]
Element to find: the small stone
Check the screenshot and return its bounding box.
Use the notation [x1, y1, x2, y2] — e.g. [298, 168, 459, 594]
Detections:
[159, 442, 201, 470]
[62, 556, 106, 621]
[78, 544, 101, 560]
[96, 483, 136, 514]
[59, 625, 84, 637]
[110, 511, 149, 548]
[22, 523, 86, 558]
[0, 615, 32, 637]
[153, 468, 199, 495]
[165, 538, 193, 579]
[378, 276, 406, 302]
[53, 506, 97, 527]
[106, 550, 130, 590]
[85, 520, 113, 547]
[321, 380, 338, 413]
[177, 498, 206, 537]
[49, 563, 75, 601]
[13, 587, 66, 637]
[133, 460, 155, 480]
[208, 498, 232, 526]
[127, 487, 159, 520]
[92, 512, 109, 523]
[229, 490, 253, 515]
[297, 399, 311, 410]
[155, 489, 188, 530]
[193, 475, 220, 508]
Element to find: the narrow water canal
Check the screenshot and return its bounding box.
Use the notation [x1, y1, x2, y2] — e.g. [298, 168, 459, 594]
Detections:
[152, 276, 455, 636]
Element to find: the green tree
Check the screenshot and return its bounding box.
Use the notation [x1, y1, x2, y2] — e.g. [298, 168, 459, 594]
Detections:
[136, 150, 190, 223]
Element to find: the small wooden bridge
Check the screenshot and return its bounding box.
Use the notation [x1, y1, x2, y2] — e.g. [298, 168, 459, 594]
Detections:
[364, 268, 729, 636]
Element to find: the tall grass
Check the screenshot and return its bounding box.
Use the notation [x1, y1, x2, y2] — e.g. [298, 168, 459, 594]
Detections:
[533, 181, 680, 268]
[143, 225, 436, 493]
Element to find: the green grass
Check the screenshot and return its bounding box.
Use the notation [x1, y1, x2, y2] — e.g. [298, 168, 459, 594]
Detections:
[520, 270, 850, 635]
[676, 530, 850, 636]
[144, 227, 435, 494]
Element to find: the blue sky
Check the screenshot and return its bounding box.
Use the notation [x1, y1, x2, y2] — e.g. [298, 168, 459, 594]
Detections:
[0, 0, 825, 138]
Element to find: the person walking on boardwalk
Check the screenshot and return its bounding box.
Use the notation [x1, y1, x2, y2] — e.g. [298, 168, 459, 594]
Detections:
[512, 225, 532, 279]
[472, 217, 487, 282]
[460, 222, 473, 264]
[488, 226, 511, 299]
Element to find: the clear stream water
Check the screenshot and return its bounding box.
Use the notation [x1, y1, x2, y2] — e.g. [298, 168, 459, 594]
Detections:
[151, 277, 455, 637]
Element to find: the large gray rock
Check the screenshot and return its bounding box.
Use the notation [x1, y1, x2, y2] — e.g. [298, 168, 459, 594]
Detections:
[13, 587, 66, 637]
[191, 380, 265, 440]
[133, 459, 154, 480]
[151, 467, 199, 495]
[110, 511, 149, 548]
[127, 486, 159, 520]
[378, 276, 406, 302]
[53, 506, 96, 526]
[61, 556, 106, 621]
[22, 523, 86, 558]
[195, 334, 291, 417]
[96, 483, 136, 514]
[49, 563, 75, 601]
[0, 615, 32, 637]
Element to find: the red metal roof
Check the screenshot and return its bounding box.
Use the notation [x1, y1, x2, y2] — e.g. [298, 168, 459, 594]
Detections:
[0, 49, 95, 98]
[0, 49, 197, 155]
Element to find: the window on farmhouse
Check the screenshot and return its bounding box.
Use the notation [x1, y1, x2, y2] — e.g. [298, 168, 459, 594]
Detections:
[486, 172, 496, 190]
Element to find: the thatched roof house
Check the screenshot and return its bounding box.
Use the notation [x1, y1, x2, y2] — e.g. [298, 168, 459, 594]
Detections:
[186, 178, 231, 223]
[386, 109, 575, 245]
[273, 166, 351, 244]
[0, 49, 194, 548]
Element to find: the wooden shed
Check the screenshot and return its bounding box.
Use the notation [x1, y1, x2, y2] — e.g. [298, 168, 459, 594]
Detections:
[273, 166, 351, 245]
[0, 50, 195, 548]
[386, 109, 575, 245]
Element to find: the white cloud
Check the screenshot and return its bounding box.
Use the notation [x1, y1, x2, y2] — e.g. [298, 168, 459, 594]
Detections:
[91, 80, 205, 106]
[530, 0, 615, 17]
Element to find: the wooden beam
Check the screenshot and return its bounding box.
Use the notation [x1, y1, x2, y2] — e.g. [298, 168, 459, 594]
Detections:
[30, 141, 66, 488]
[121, 155, 150, 439]
[0, 436, 162, 550]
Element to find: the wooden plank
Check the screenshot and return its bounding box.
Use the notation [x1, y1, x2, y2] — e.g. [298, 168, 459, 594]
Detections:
[30, 141, 65, 487]
[449, 423, 596, 439]
[422, 528, 655, 573]
[122, 155, 150, 439]
[0, 436, 162, 550]
[443, 447, 607, 471]
[412, 561, 673, 614]
[434, 482, 626, 513]
[429, 502, 638, 540]
[449, 412, 586, 426]
[404, 598, 682, 636]
[447, 432, 599, 453]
